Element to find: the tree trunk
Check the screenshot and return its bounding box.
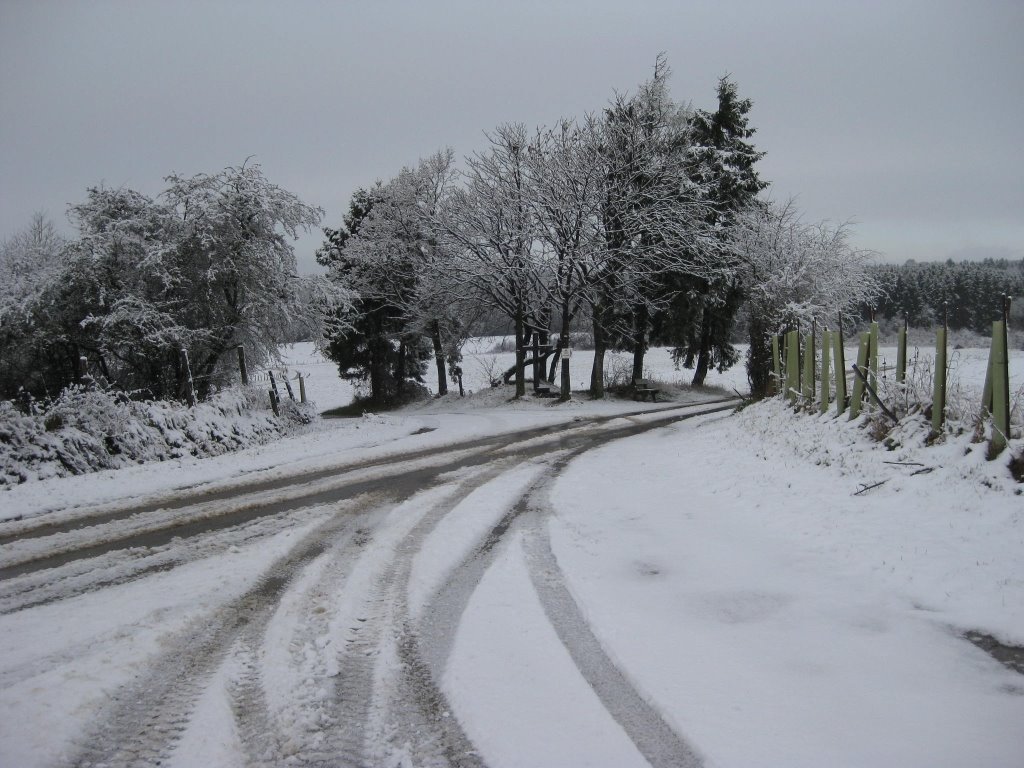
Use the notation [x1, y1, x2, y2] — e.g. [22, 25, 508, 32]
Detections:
[692, 316, 712, 387]
[746, 313, 772, 399]
[430, 319, 447, 396]
[631, 304, 648, 383]
[396, 338, 407, 395]
[236, 345, 249, 385]
[513, 304, 526, 399]
[71, 346, 84, 383]
[369, 336, 386, 402]
[590, 314, 606, 398]
[548, 338, 561, 383]
[559, 299, 571, 401]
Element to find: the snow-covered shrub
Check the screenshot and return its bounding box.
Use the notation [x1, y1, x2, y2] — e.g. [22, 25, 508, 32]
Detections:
[0, 385, 316, 486]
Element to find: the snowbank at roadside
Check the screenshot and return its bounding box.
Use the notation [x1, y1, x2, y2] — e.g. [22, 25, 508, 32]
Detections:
[0, 386, 315, 488]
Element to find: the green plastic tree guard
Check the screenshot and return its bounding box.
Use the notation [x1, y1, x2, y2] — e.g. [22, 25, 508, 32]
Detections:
[896, 317, 907, 384]
[802, 327, 815, 406]
[833, 322, 847, 416]
[820, 330, 831, 414]
[868, 321, 879, 412]
[931, 326, 947, 436]
[786, 330, 800, 405]
[849, 332, 870, 419]
[989, 320, 1010, 455]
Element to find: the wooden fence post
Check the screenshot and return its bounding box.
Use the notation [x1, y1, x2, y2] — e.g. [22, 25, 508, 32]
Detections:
[785, 330, 800, 404]
[283, 373, 296, 401]
[297, 373, 306, 404]
[931, 304, 948, 437]
[834, 315, 847, 416]
[868, 320, 879, 411]
[849, 333, 870, 419]
[269, 389, 280, 417]
[268, 369, 280, 399]
[820, 329, 831, 414]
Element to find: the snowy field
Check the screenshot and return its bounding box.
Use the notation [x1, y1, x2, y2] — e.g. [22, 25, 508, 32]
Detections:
[0, 340, 1021, 767]
[277, 337, 752, 412]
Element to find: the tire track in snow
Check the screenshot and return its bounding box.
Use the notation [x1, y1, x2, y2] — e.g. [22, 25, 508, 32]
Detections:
[0, 399, 739, 581]
[226, 523, 378, 768]
[423, 418, 712, 767]
[44, 401, 732, 766]
[327, 466, 514, 767]
[0, 501, 338, 615]
[0, 399, 735, 547]
[522, 519, 704, 768]
[60, 500, 375, 768]
[419, 400, 739, 673]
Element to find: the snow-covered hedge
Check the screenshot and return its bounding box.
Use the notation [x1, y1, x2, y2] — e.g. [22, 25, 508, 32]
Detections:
[0, 386, 316, 486]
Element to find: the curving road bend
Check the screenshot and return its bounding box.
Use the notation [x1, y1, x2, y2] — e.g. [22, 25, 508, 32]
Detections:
[0, 398, 737, 768]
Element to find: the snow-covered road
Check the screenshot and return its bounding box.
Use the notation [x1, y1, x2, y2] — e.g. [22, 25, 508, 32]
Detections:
[0, 399, 736, 767]
[2, 388, 1022, 767]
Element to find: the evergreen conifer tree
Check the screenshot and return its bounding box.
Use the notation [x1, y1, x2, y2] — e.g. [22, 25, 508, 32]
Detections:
[659, 76, 768, 385]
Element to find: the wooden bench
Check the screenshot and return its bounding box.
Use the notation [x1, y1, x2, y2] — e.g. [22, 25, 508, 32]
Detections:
[633, 378, 658, 402]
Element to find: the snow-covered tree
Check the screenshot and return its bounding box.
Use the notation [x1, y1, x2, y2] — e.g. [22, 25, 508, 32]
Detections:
[0, 213, 68, 398]
[1, 165, 336, 402]
[526, 119, 608, 400]
[662, 75, 769, 386]
[592, 57, 716, 395]
[162, 162, 333, 398]
[319, 150, 464, 404]
[0, 212, 65, 317]
[735, 200, 879, 397]
[437, 124, 543, 399]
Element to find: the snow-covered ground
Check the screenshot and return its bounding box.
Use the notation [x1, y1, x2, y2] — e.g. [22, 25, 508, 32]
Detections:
[544, 400, 1024, 766]
[280, 337, 1022, 416]
[0, 340, 1021, 767]
[278, 337, 752, 410]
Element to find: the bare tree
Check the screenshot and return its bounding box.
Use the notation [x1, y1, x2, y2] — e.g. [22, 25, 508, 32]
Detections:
[436, 124, 541, 399]
[527, 119, 607, 400]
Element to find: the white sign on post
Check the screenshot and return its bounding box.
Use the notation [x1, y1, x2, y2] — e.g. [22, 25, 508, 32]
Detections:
[561, 348, 571, 360]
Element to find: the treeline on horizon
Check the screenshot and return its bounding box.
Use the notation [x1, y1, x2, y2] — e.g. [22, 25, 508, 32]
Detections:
[865, 258, 1023, 334]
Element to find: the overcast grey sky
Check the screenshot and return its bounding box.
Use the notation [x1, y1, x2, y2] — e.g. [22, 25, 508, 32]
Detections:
[2, 0, 1021, 273]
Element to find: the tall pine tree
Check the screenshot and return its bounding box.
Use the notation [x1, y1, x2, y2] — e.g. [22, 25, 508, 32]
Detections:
[661, 76, 767, 385]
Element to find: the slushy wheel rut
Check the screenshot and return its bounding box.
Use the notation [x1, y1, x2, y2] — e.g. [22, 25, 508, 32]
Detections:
[62, 504, 370, 768]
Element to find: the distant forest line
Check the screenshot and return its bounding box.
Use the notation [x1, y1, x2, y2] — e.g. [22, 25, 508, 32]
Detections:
[864, 258, 1022, 334]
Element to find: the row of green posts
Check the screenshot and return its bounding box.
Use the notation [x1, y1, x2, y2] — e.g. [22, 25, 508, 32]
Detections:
[770, 300, 1014, 457]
